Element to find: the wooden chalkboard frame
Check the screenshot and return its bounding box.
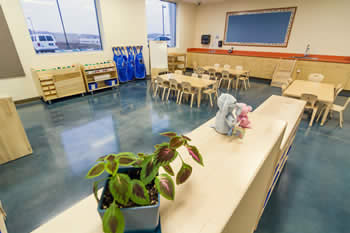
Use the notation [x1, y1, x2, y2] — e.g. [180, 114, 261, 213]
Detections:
[223, 7, 297, 47]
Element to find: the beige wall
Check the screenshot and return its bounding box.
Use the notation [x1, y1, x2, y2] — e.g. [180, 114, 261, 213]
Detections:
[0, 0, 195, 101]
[193, 0, 350, 56]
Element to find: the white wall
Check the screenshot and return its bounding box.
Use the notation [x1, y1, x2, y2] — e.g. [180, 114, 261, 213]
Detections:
[0, 0, 195, 101]
[193, 0, 350, 56]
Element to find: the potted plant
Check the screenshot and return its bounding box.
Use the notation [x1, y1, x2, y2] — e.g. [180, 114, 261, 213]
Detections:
[86, 132, 204, 233]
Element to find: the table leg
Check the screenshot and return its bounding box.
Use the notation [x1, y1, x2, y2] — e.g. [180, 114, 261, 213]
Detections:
[197, 88, 202, 108]
[320, 104, 331, 126]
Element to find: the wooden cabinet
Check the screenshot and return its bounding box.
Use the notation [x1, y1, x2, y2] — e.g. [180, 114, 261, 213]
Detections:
[168, 53, 186, 73]
[0, 96, 32, 165]
[81, 61, 119, 93]
[32, 64, 86, 103]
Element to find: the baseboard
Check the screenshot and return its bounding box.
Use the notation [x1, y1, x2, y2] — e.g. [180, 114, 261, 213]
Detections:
[15, 96, 41, 105]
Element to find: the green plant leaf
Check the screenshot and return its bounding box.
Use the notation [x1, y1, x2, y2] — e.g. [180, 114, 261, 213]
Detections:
[181, 135, 192, 141]
[115, 152, 137, 158]
[141, 157, 160, 185]
[105, 160, 119, 175]
[155, 174, 175, 200]
[109, 174, 132, 205]
[137, 153, 146, 157]
[186, 145, 204, 166]
[160, 132, 177, 138]
[103, 202, 125, 233]
[162, 164, 175, 176]
[92, 178, 108, 203]
[105, 154, 117, 162]
[176, 162, 192, 185]
[155, 145, 177, 165]
[96, 155, 107, 162]
[169, 136, 185, 149]
[130, 180, 150, 205]
[117, 156, 137, 166]
[86, 162, 105, 179]
[154, 142, 169, 149]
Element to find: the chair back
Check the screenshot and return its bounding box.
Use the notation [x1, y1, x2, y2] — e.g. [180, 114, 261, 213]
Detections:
[169, 79, 179, 89]
[335, 84, 344, 98]
[196, 67, 205, 75]
[208, 68, 216, 76]
[222, 70, 230, 78]
[224, 64, 231, 70]
[308, 73, 324, 82]
[301, 93, 318, 108]
[175, 70, 183, 75]
[202, 74, 210, 80]
[192, 73, 199, 78]
[214, 64, 220, 69]
[235, 65, 243, 71]
[156, 76, 164, 85]
[181, 82, 192, 92]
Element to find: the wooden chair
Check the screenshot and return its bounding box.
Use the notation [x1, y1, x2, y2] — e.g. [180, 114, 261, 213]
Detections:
[301, 93, 319, 127]
[192, 73, 199, 78]
[179, 82, 197, 108]
[220, 70, 233, 90]
[175, 70, 183, 75]
[202, 74, 210, 80]
[196, 67, 206, 77]
[317, 98, 350, 128]
[208, 68, 216, 80]
[203, 80, 220, 107]
[271, 59, 296, 87]
[308, 73, 325, 82]
[166, 79, 181, 103]
[153, 77, 169, 101]
[236, 70, 250, 90]
[150, 68, 168, 93]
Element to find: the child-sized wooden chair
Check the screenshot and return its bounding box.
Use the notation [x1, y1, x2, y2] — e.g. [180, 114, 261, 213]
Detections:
[317, 97, 349, 128]
[153, 77, 170, 101]
[219, 70, 233, 90]
[178, 82, 197, 108]
[203, 80, 220, 107]
[301, 93, 319, 127]
[166, 79, 181, 103]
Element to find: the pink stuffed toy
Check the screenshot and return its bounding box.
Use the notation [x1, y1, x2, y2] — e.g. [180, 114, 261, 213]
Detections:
[237, 103, 253, 129]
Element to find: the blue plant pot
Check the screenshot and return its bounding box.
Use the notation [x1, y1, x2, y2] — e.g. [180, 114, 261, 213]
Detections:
[97, 168, 160, 233]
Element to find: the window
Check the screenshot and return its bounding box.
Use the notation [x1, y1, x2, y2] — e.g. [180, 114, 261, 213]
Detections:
[146, 0, 176, 48]
[20, 0, 102, 54]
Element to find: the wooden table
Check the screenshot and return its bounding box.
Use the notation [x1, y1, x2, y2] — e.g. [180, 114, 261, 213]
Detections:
[283, 80, 335, 126]
[159, 73, 216, 108]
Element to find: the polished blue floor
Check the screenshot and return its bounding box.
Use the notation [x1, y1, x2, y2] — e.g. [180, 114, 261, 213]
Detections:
[0, 79, 349, 233]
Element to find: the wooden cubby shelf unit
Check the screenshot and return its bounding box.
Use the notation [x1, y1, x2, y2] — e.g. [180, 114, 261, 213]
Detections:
[81, 61, 119, 93]
[168, 53, 187, 73]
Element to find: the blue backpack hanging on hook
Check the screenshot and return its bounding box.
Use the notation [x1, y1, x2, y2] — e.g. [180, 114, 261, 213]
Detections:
[134, 46, 146, 79]
[114, 47, 128, 83]
[126, 46, 135, 81]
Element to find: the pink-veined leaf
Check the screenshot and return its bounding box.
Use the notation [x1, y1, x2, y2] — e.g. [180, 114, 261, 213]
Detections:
[155, 174, 175, 200]
[102, 202, 125, 233]
[109, 174, 132, 205]
[86, 162, 105, 179]
[160, 132, 177, 138]
[155, 146, 177, 165]
[130, 180, 150, 205]
[169, 136, 185, 149]
[186, 145, 204, 166]
[176, 162, 192, 185]
[162, 164, 175, 176]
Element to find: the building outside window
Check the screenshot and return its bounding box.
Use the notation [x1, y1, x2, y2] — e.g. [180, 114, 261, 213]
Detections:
[146, 0, 176, 48]
[20, 0, 102, 54]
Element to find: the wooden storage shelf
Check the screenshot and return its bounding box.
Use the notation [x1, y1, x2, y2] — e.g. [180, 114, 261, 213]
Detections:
[168, 53, 187, 73]
[32, 64, 86, 103]
[81, 60, 119, 93]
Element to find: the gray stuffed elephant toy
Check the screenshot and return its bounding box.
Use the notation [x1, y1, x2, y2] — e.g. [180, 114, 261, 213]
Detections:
[214, 94, 242, 136]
